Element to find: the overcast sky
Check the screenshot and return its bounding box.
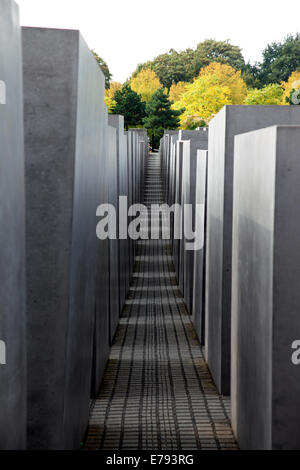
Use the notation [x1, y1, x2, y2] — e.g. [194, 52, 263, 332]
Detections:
[17, 0, 300, 83]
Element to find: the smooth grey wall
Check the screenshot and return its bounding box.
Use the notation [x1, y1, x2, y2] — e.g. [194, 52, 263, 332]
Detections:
[91, 103, 110, 398]
[23, 27, 105, 449]
[192, 150, 208, 345]
[179, 130, 208, 315]
[205, 105, 300, 395]
[0, 0, 26, 450]
[232, 126, 300, 449]
[107, 125, 120, 343]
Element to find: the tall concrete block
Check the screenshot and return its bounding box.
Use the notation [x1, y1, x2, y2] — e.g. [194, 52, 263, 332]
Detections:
[107, 125, 120, 343]
[23, 27, 105, 449]
[0, 0, 26, 450]
[206, 105, 300, 395]
[91, 104, 110, 398]
[232, 126, 300, 449]
[179, 130, 208, 314]
[192, 150, 208, 345]
[108, 115, 128, 312]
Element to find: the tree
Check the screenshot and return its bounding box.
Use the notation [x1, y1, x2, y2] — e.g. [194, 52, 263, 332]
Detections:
[130, 68, 162, 102]
[169, 81, 188, 103]
[256, 34, 300, 85]
[282, 70, 300, 104]
[104, 81, 123, 112]
[143, 88, 182, 148]
[194, 39, 245, 74]
[244, 84, 283, 105]
[173, 75, 232, 129]
[199, 62, 247, 103]
[130, 40, 245, 90]
[111, 84, 146, 130]
[92, 50, 112, 89]
[173, 63, 247, 129]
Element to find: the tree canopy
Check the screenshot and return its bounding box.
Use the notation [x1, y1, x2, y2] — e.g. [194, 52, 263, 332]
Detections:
[255, 34, 300, 86]
[131, 39, 245, 89]
[244, 84, 283, 105]
[92, 50, 112, 89]
[130, 68, 162, 102]
[144, 88, 182, 148]
[282, 70, 300, 104]
[173, 62, 247, 129]
[111, 84, 146, 130]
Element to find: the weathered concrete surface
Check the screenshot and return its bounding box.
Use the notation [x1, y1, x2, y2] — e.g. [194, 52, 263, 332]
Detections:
[23, 27, 105, 449]
[91, 104, 110, 398]
[108, 115, 127, 313]
[107, 125, 120, 343]
[179, 130, 208, 315]
[205, 105, 300, 395]
[0, 0, 26, 450]
[232, 126, 300, 449]
[192, 150, 208, 345]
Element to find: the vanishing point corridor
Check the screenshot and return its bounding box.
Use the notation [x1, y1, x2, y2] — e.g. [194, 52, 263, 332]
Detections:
[85, 153, 238, 450]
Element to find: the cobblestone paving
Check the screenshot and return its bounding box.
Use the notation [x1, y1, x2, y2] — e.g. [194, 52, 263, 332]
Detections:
[85, 153, 238, 450]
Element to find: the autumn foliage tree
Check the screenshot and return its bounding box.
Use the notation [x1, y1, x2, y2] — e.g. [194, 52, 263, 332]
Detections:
[173, 62, 247, 129]
[169, 81, 188, 103]
[130, 68, 162, 102]
[244, 84, 283, 105]
[282, 70, 300, 104]
[104, 81, 123, 111]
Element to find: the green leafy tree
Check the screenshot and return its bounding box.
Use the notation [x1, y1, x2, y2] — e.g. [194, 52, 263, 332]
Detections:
[112, 84, 146, 130]
[92, 50, 112, 89]
[131, 40, 245, 90]
[244, 83, 283, 105]
[143, 88, 183, 148]
[256, 34, 300, 85]
[194, 39, 245, 74]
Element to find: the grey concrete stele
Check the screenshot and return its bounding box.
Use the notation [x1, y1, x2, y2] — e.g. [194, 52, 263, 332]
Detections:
[205, 105, 300, 395]
[179, 130, 208, 315]
[23, 27, 107, 449]
[232, 126, 300, 450]
[192, 150, 208, 345]
[0, 0, 26, 450]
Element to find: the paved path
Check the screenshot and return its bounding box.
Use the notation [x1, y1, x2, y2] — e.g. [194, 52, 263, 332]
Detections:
[85, 152, 237, 450]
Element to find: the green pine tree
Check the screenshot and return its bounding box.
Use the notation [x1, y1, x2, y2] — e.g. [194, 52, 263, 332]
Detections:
[143, 88, 183, 149]
[112, 84, 146, 130]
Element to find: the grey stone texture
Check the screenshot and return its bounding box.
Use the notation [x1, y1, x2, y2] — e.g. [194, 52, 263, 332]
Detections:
[179, 130, 208, 315]
[23, 27, 106, 449]
[205, 105, 300, 395]
[91, 103, 110, 398]
[232, 125, 300, 450]
[192, 150, 208, 346]
[107, 124, 120, 343]
[0, 0, 26, 450]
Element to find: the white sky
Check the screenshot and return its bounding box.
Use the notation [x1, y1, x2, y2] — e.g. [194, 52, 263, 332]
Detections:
[17, 0, 300, 83]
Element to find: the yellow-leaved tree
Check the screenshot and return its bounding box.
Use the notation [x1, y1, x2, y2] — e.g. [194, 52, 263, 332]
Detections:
[173, 62, 247, 129]
[244, 84, 283, 105]
[130, 68, 162, 103]
[173, 75, 232, 128]
[281, 70, 300, 104]
[104, 81, 123, 112]
[199, 62, 247, 104]
[169, 81, 188, 104]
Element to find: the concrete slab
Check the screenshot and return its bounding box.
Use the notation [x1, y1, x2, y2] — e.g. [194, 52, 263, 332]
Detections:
[206, 105, 300, 395]
[232, 125, 300, 449]
[23, 27, 105, 449]
[0, 0, 26, 450]
[192, 150, 208, 345]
